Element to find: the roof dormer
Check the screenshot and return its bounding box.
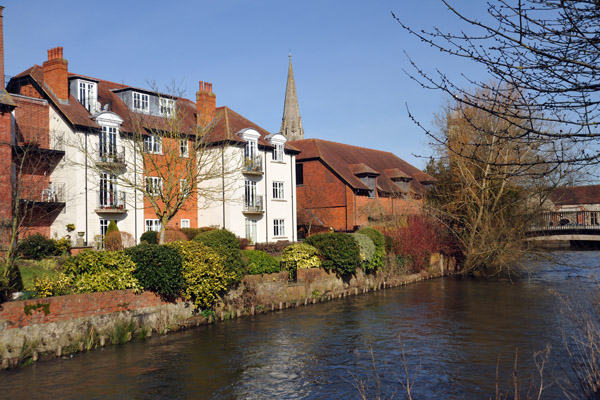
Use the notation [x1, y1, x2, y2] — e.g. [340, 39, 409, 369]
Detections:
[69, 76, 98, 113]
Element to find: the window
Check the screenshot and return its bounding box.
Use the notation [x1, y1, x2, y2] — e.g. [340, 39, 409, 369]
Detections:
[591, 212, 599, 225]
[245, 219, 257, 244]
[100, 126, 118, 158]
[78, 81, 96, 111]
[273, 143, 284, 162]
[273, 181, 284, 199]
[146, 176, 163, 196]
[145, 219, 160, 232]
[180, 139, 189, 157]
[143, 134, 162, 154]
[244, 139, 258, 160]
[180, 178, 191, 196]
[296, 163, 304, 185]
[133, 92, 149, 113]
[100, 219, 109, 237]
[99, 173, 117, 207]
[180, 219, 190, 229]
[361, 176, 376, 198]
[273, 219, 285, 237]
[160, 97, 175, 117]
[245, 180, 257, 207]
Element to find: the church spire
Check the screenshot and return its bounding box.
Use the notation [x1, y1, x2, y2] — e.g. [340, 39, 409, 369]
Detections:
[280, 53, 304, 141]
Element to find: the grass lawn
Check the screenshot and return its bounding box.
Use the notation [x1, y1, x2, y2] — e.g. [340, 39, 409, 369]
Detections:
[19, 264, 59, 290]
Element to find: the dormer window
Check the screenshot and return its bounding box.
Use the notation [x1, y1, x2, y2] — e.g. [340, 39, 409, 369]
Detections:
[160, 98, 175, 117]
[273, 143, 284, 162]
[361, 176, 377, 198]
[133, 92, 149, 113]
[78, 80, 97, 112]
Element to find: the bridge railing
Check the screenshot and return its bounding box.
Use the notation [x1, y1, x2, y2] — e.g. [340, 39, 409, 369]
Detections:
[530, 211, 600, 232]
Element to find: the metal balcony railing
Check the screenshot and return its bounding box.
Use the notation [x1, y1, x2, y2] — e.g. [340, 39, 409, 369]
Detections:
[97, 146, 126, 165]
[96, 191, 127, 211]
[39, 183, 65, 202]
[244, 194, 264, 213]
[244, 156, 263, 174]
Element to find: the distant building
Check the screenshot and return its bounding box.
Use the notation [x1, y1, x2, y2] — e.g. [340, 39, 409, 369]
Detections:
[548, 185, 600, 225]
[290, 138, 436, 234]
[280, 54, 304, 142]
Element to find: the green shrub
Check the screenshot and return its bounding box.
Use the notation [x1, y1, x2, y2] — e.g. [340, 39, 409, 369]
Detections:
[126, 244, 184, 302]
[305, 233, 360, 276]
[53, 237, 72, 255]
[194, 229, 244, 281]
[165, 241, 236, 309]
[281, 243, 322, 269]
[140, 230, 158, 244]
[17, 234, 57, 260]
[31, 273, 73, 298]
[242, 250, 280, 275]
[356, 228, 386, 272]
[62, 250, 139, 293]
[106, 220, 119, 235]
[194, 229, 239, 250]
[352, 232, 377, 272]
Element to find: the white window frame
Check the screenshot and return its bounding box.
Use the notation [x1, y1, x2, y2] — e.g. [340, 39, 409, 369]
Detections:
[143, 134, 162, 154]
[180, 178, 191, 196]
[180, 219, 190, 229]
[180, 138, 189, 157]
[273, 219, 285, 237]
[100, 126, 118, 157]
[245, 180, 257, 207]
[145, 176, 163, 197]
[273, 143, 284, 162]
[160, 97, 175, 117]
[273, 181, 284, 199]
[245, 219, 258, 244]
[100, 219, 110, 237]
[145, 219, 160, 232]
[244, 139, 258, 160]
[133, 92, 149, 113]
[78, 80, 96, 112]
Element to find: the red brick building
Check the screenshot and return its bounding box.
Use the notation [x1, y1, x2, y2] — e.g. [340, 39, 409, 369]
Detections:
[291, 138, 435, 234]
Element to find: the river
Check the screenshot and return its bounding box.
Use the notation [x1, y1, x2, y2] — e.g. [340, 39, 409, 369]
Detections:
[1, 251, 599, 399]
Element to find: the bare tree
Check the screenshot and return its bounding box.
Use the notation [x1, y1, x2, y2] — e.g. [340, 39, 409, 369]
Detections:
[424, 90, 568, 274]
[396, 0, 600, 175]
[1, 126, 66, 298]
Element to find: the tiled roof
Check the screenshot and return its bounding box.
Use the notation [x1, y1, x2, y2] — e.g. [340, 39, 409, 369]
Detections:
[550, 185, 600, 206]
[291, 138, 435, 195]
[9, 67, 299, 151]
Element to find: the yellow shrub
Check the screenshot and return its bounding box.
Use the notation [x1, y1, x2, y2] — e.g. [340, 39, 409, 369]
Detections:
[165, 241, 236, 309]
[32, 273, 73, 298]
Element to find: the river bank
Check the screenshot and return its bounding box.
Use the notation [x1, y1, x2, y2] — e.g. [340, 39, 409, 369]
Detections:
[0, 253, 455, 370]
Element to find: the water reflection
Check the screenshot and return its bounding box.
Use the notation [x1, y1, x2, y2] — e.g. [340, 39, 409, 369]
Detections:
[1, 251, 598, 399]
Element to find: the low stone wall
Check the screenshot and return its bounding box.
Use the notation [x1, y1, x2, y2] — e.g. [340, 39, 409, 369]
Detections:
[0, 253, 455, 369]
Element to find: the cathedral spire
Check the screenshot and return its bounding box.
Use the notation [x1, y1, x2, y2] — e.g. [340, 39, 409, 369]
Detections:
[280, 52, 304, 141]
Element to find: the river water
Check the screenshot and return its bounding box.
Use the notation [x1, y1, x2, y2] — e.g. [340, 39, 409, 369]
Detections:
[1, 251, 599, 399]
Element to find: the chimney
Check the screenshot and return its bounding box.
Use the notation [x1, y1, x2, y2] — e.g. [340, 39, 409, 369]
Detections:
[43, 47, 69, 101]
[196, 80, 216, 127]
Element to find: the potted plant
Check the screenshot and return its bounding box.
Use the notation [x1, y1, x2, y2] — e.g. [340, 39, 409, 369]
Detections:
[66, 223, 76, 232]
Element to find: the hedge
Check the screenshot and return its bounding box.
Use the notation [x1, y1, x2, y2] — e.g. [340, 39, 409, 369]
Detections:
[242, 250, 280, 275]
[280, 243, 322, 269]
[305, 233, 360, 275]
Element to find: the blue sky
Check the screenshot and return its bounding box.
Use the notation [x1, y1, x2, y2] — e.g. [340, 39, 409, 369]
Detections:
[3, 1, 488, 168]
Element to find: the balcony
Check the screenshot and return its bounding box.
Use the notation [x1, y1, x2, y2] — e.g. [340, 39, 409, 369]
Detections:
[243, 194, 264, 215]
[13, 133, 65, 160]
[18, 183, 66, 212]
[95, 191, 127, 214]
[96, 146, 126, 168]
[243, 156, 263, 176]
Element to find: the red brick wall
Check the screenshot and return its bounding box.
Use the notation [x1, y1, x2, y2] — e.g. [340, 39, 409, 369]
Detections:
[42, 47, 68, 101]
[14, 96, 49, 147]
[0, 290, 166, 330]
[296, 160, 350, 231]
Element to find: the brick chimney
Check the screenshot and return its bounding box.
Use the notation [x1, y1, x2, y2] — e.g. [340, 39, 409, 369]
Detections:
[43, 47, 69, 101]
[196, 81, 216, 127]
[0, 6, 5, 91]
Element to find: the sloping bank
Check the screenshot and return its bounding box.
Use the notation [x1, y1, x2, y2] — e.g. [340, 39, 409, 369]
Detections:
[0, 253, 455, 369]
